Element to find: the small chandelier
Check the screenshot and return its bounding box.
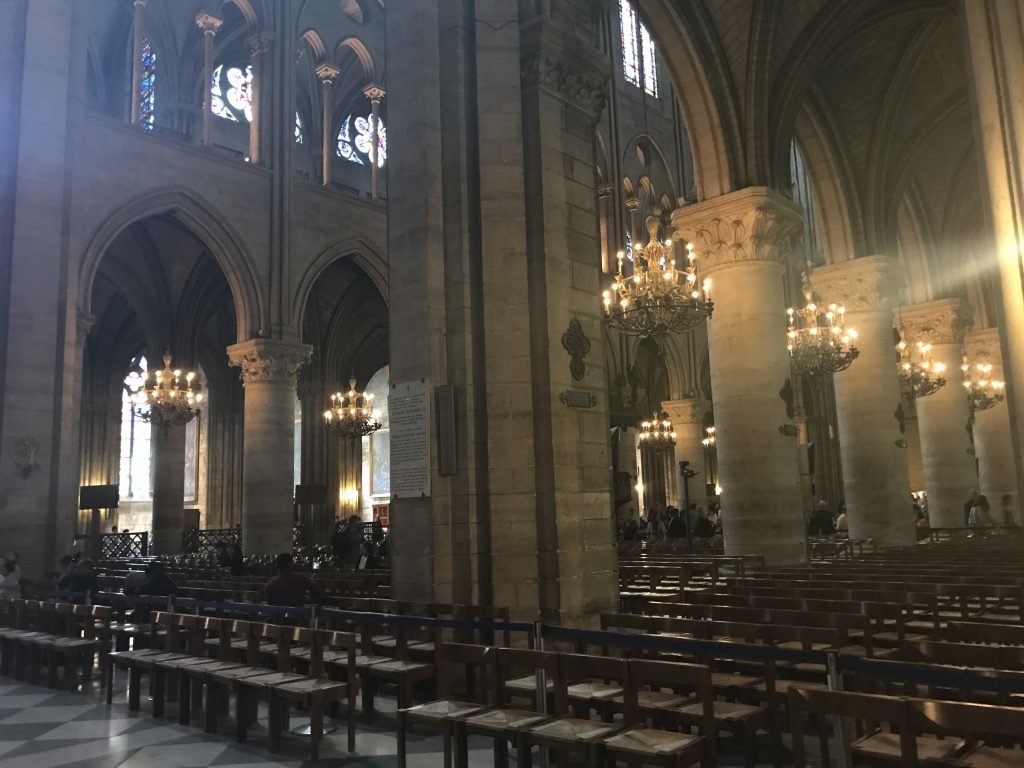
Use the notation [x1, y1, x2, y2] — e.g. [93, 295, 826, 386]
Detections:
[132, 353, 203, 429]
[638, 412, 676, 448]
[323, 376, 382, 439]
[962, 359, 1005, 413]
[701, 427, 716, 447]
[896, 338, 946, 399]
[786, 283, 859, 375]
[602, 217, 713, 337]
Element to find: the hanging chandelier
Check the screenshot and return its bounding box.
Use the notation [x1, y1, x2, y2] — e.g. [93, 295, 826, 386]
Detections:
[323, 376, 382, 439]
[896, 338, 946, 399]
[132, 353, 203, 429]
[961, 359, 1005, 413]
[638, 412, 676, 448]
[602, 217, 713, 337]
[701, 427, 716, 447]
[786, 286, 859, 376]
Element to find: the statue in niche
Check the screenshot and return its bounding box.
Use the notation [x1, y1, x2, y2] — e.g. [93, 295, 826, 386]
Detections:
[779, 378, 795, 420]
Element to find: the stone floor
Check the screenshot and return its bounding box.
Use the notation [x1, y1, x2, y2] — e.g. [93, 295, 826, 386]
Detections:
[0, 675, 784, 767]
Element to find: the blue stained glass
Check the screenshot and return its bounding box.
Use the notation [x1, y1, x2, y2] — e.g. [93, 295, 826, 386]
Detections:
[640, 23, 658, 97]
[619, 0, 640, 87]
[139, 39, 156, 130]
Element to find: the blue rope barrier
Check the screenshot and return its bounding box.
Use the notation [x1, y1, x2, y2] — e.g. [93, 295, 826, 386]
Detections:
[839, 655, 1024, 695]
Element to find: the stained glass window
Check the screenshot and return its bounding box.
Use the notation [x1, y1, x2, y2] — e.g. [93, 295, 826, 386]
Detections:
[619, 0, 640, 88]
[139, 39, 156, 130]
[640, 24, 659, 97]
[120, 357, 152, 499]
[625, 230, 634, 262]
[620, 0, 658, 96]
[336, 114, 387, 167]
[294, 112, 304, 144]
[210, 64, 253, 123]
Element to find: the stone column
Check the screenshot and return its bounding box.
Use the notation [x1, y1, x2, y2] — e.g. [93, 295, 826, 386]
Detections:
[363, 83, 385, 200]
[227, 339, 311, 554]
[597, 184, 613, 273]
[246, 33, 271, 164]
[195, 13, 223, 146]
[129, 0, 147, 125]
[625, 196, 641, 253]
[811, 256, 915, 545]
[965, 327, 1017, 519]
[660, 398, 709, 512]
[315, 64, 340, 186]
[964, 1, 1024, 512]
[672, 187, 806, 564]
[151, 424, 186, 555]
[899, 299, 975, 528]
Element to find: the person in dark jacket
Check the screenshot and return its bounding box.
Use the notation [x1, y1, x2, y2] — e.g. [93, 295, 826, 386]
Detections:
[807, 500, 835, 536]
[138, 561, 178, 596]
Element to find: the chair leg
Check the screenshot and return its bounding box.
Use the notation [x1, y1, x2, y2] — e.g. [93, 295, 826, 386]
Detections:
[235, 686, 249, 743]
[152, 668, 166, 718]
[309, 701, 323, 762]
[179, 676, 192, 726]
[517, 735, 532, 768]
[397, 710, 407, 768]
[205, 682, 220, 734]
[491, 733, 508, 768]
[128, 667, 142, 711]
[443, 724, 453, 768]
[347, 690, 357, 753]
[267, 694, 282, 754]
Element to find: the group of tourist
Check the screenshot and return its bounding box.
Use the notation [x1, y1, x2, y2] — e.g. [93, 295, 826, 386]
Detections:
[331, 516, 387, 571]
[963, 489, 1018, 528]
[619, 504, 721, 543]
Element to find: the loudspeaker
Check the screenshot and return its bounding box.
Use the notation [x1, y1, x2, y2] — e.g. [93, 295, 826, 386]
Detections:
[79, 485, 119, 510]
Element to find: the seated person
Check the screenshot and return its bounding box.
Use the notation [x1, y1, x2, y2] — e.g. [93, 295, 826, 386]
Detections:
[264, 553, 321, 607]
[356, 541, 379, 570]
[138, 561, 178, 596]
[59, 560, 100, 601]
[123, 570, 147, 594]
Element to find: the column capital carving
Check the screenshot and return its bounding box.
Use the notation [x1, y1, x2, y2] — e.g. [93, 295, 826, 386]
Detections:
[195, 13, 223, 35]
[520, 21, 609, 119]
[810, 255, 906, 313]
[964, 326, 1003, 364]
[597, 183, 614, 198]
[897, 298, 973, 345]
[671, 187, 804, 275]
[624, 196, 640, 211]
[247, 32, 272, 57]
[363, 83, 385, 103]
[133, 0, 147, 7]
[315, 63, 341, 84]
[226, 339, 311, 387]
[660, 398, 708, 425]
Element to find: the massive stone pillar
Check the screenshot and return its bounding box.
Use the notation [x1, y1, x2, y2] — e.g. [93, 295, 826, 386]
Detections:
[811, 256, 914, 545]
[964, 1, 1024, 513]
[899, 299, 975, 528]
[387, 0, 616, 623]
[151, 423, 186, 555]
[227, 339, 311, 554]
[965, 327, 1017, 519]
[660, 398, 709, 513]
[672, 188, 806, 564]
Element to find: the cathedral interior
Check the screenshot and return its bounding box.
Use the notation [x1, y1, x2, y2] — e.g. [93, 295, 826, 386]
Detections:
[2, 1, 1024, 766]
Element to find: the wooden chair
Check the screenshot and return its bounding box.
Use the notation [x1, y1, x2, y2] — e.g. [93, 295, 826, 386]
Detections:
[909, 696, 1024, 766]
[398, 642, 494, 768]
[787, 687, 963, 767]
[267, 629, 357, 760]
[521, 654, 626, 766]
[459, 647, 558, 767]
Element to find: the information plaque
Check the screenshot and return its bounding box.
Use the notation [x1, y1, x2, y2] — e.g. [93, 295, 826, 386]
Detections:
[389, 379, 431, 498]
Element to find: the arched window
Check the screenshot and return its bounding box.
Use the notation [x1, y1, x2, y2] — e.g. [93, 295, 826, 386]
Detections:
[210, 64, 253, 122]
[120, 356, 152, 499]
[336, 114, 387, 167]
[362, 367, 390, 502]
[139, 39, 157, 129]
[619, 1, 659, 97]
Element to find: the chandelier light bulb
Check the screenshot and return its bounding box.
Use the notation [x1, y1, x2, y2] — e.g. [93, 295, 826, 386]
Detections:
[323, 376, 383, 440]
[134, 352, 202, 431]
[896, 332, 946, 399]
[962, 356, 1006, 414]
[786, 292, 859, 376]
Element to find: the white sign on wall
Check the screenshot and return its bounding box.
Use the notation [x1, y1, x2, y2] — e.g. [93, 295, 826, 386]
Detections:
[389, 379, 431, 498]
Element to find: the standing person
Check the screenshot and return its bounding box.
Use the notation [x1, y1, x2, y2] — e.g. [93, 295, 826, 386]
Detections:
[340, 515, 364, 572]
[963, 488, 978, 527]
[139, 561, 178, 596]
[1000, 494, 1019, 527]
[228, 542, 244, 576]
[808, 500, 835, 536]
[59, 560, 99, 603]
[969, 494, 994, 528]
[666, 508, 686, 539]
[265, 553, 321, 607]
[0, 556, 21, 595]
[835, 504, 849, 534]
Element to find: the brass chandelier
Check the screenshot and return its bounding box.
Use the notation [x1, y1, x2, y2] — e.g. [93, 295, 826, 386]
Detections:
[701, 426, 716, 447]
[786, 285, 859, 376]
[323, 376, 382, 439]
[961, 359, 1005, 413]
[896, 337, 946, 399]
[131, 353, 203, 430]
[603, 217, 713, 338]
[638, 412, 676, 448]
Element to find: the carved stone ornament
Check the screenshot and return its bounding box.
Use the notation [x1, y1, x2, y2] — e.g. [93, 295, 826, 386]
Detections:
[810, 255, 906, 313]
[671, 188, 804, 274]
[660, 398, 705, 425]
[897, 298, 973, 346]
[964, 327, 1003, 365]
[521, 52, 607, 117]
[226, 340, 312, 387]
[560, 317, 590, 381]
[247, 33, 272, 58]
